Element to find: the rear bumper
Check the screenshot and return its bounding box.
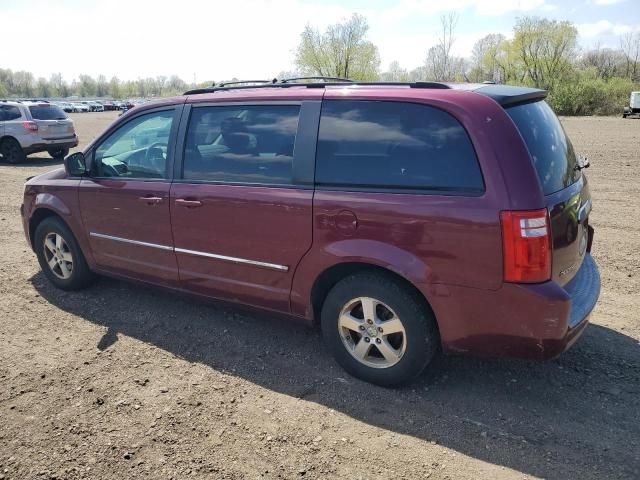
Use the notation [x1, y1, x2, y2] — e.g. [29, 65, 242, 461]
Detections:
[434, 254, 601, 360]
[23, 136, 78, 155]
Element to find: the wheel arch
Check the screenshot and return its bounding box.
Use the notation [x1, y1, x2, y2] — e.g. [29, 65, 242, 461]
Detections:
[309, 262, 437, 331]
[29, 208, 66, 250]
[0, 135, 20, 148]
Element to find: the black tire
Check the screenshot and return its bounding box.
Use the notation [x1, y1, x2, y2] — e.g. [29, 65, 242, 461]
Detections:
[321, 271, 439, 387]
[34, 216, 95, 290]
[48, 148, 69, 160]
[0, 138, 26, 164]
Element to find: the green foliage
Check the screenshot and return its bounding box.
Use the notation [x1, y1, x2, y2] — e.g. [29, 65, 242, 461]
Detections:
[547, 74, 639, 115]
[295, 13, 380, 81]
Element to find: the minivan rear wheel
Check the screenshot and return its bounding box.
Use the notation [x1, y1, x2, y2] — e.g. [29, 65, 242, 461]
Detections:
[321, 272, 439, 387]
[34, 217, 94, 290]
[0, 138, 26, 164]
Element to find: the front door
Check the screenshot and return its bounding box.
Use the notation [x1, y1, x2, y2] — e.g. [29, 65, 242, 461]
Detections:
[169, 102, 318, 312]
[79, 107, 181, 286]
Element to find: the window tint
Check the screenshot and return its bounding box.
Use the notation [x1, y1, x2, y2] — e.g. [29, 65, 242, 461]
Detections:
[316, 100, 483, 193]
[1, 105, 22, 121]
[506, 101, 578, 195]
[94, 109, 174, 179]
[29, 105, 67, 120]
[183, 105, 300, 185]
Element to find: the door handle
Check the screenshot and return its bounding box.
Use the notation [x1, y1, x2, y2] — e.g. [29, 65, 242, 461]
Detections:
[175, 198, 203, 208]
[139, 195, 163, 205]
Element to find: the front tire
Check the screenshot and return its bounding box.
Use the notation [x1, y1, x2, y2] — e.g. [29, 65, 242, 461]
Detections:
[321, 272, 439, 387]
[0, 138, 26, 164]
[34, 217, 94, 290]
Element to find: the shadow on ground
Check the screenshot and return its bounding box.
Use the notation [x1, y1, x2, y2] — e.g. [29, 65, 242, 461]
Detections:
[0, 157, 63, 168]
[31, 273, 640, 479]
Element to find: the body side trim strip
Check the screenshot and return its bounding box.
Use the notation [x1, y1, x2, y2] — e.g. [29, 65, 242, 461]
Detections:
[174, 247, 289, 271]
[89, 232, 289, 272]
[89, 232, 174, 251]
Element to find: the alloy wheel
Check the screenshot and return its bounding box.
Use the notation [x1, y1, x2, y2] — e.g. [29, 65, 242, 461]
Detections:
[337, 297, 407, 368]
[43, 232, 73, 280]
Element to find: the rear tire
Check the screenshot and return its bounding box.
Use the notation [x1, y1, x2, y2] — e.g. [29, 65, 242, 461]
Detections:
[48, 148, 69, 160]
[34, 217, 95, 290]
[321, 271, 439, 387]
[0, 138, 26, 164]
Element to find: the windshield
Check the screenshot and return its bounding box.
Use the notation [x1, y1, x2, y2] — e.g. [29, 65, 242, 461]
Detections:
[506, 100, 579, 195]
[29, 105, 67, 120]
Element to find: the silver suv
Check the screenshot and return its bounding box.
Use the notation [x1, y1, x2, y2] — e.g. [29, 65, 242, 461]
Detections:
[0, 101, 78, 163]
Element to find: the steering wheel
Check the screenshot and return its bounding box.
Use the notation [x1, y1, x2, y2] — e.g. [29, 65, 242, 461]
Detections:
[145, 142, 167, 164]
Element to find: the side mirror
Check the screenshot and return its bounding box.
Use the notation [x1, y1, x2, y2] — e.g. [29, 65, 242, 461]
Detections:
[64, 152, 87, 176]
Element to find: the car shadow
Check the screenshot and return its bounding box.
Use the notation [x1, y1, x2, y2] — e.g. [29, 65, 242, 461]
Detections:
[30, 273, 640, 480]
[0, 157, 63, 168]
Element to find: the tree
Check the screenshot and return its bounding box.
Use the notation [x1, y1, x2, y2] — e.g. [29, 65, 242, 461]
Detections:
[512, 17, 577, 89]
[49, 73, 70, 97]
[469, 33, 506, 82]
[96, 75, 109, 97]
[109, 76, 121, 98]
[295, 13, 380, 81]
[13, 71, 34, 97]
[620, 32, 640, 80]
[380, 61, 410, 81]
[424, 13, 466, 81]
[36, 77, 50, 97]
[581, 45, 626, 80]
[78, 74, 97, 97]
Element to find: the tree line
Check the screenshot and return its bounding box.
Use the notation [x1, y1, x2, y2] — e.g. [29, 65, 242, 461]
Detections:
[0, 71, 204, 100]
[295, 14, 640, 115]
[2, 13, 639, 115]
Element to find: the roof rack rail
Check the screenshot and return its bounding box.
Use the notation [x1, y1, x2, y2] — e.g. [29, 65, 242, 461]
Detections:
[280, 76, 353, 83]
[216, 79, 277, 87]
[183, 81, 451, 95]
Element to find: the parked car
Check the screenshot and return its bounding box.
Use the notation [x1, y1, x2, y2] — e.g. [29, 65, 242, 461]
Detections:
[0, 100, 78, 163]
[89, 101, 105, 112]
[73, 103, 90, 113]
[57, 102, 75, 113]
[20, 80, 600, 386]
[622, 91, 640, 118]
[100, 101, 116, 111]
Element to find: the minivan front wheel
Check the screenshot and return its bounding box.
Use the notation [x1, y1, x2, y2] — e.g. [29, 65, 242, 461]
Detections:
[321, 272, 439, 387]
[34, 217, 94, 290]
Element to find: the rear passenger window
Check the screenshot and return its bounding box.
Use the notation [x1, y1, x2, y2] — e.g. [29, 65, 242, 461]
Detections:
[316, 101, 483, 193]
[1, 106, 22, 121]
[183, 105, 300, 185]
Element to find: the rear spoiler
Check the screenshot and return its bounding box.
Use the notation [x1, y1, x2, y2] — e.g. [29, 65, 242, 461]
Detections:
[474, 85, 547, 107]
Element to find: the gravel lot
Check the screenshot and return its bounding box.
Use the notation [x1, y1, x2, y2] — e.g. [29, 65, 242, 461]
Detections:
[0, 112, 638, 480]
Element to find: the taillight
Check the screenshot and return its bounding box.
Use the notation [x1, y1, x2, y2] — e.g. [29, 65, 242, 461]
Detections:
[500, 209, 551, 283]
[22, 121, 38, 132]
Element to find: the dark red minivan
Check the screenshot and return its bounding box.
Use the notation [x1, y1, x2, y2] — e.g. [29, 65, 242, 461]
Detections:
[21, 80, 600, 386]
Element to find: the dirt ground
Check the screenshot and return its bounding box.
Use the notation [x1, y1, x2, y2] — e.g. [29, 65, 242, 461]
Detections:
[0, 112, 638, 480]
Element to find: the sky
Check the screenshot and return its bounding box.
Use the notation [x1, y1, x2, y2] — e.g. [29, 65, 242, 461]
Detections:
[1, 0, 639, 83]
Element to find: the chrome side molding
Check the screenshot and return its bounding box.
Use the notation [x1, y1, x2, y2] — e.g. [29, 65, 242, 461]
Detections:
[89, 232, 174, 251]
[89, 232, 289, 272]
[174, 247, 289, 271]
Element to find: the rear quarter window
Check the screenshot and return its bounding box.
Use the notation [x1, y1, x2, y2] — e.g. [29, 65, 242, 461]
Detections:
[316, 100, 484, 193]
[29, 105, 67, 120]
[506, 100, 579, 195]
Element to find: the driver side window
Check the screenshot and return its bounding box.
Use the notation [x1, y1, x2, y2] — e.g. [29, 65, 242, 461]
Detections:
[94, 109, 175, 179]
